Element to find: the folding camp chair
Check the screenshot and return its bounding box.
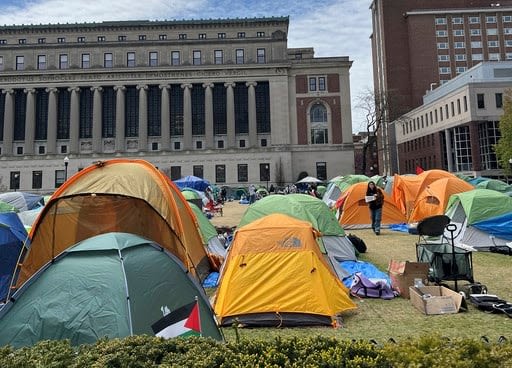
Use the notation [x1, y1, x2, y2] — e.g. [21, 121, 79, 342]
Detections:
[415, 215, 474, 291]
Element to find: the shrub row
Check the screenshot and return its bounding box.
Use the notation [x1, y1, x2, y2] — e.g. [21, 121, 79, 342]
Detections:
[0, 334, 510, 367]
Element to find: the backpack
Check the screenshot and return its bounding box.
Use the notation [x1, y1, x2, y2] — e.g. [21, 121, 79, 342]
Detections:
[347, 234, 367, 253]
[350, 272, 395, 300]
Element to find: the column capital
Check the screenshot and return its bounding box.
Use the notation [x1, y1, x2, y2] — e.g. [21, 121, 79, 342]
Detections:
[90, 86, 103, 92]
[136, 84, 148, 91]
[68, 86, 80, 93]
[23, 88, 36, 94]
[246, 81, 258, 88]
[45, 87, 59, 93]
[113, 85, 126, 92]
[181, 83, 193, 89]
[202, 82, 214, 89]
[2, 89, 14, 95]
[159, 84, 170, 90]
[224, 82, 236, 88]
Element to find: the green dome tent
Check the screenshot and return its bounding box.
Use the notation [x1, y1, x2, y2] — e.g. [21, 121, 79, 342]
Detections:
[0, 232, 222, 347]
[189, 203, 227, 259]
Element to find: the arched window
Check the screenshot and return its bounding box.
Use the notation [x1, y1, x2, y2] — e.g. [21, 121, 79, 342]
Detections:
[310, 103, 328, 144]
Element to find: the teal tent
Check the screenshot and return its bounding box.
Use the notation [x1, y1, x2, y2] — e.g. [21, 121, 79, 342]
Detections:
[475, 179, 512, 193]
[0, 232, 222, 347]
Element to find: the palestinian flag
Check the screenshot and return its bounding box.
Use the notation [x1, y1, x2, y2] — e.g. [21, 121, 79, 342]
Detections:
[151, 300, 201, 338]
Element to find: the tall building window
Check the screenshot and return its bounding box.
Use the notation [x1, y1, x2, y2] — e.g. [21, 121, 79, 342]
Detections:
[77, 36, 85, 43]
[214, 50, 223, 64]
[213, 83, 227, 135]
[149, 51, 158, 66]
[159, 34, 167, 40]
[38, 37, 46, 44]
[310, 103, 328, 144]
[436, 30, 447, 37]
[479, 121, 500, 170]
[57, 87, 70, 139]
[218, 33, 226, 39]
[127, 52, 136, 67]
[256, 32, 265, 37]
[438, 54, 449, 62]
[79, 88, 93, 138]
[178, 34, 187, 40]
[453, 126, 472, 171]
[237, 32, 245, 38]
[118, 35, 127, 41]
[191, 84, 205, 135]
[81, 53, 90, 68]
[437, 42, 448, 49]
[477, 93, 485, 109]
[0, 56, 3, 71]
[14, 90, 26, 140]
[471, 41, 482, 48]
[259, 163, 270, 184]
[469, 16, 480, 24]
[452, 17, 463, 24]
[198, 33, 206, 39]
[11, 172, 20, 191]
[318, 77, 326, 91]
[238, 164, 248, 182]
[435, 18, 447, 25]
[32, 171, 42, 189]
[486, 16, 497, 23]
[309, 77, 317, 91]
[216, 165, 226, 183]
[193, 165, 203, 178]
[496, 93, 503, 108]
[37, 55, 46, 70]
[316, 162, 327, 181]
[170, 166, 181, 180]
[170, 85, 184, 136]
[257, 48, 266, 63]
[0, 93, 4, 141]
[138, 35, 146, 41]
[57, 37, 65, 43]
[234, 83, 248, 134]
[236, 49, 244, 64]
[256, 81, 270, 133]
[193, 50, 201, 65]
[35, 88, 48, 140]
[102, 87, 116, 138]
[104, 53, 113, 68]
[455, 54, 466, 61]
[147, 85, 161, 136]
[59, 54, 68, 69]
[125, 86, 139, 137]
[16, 56, 24, 70]
[453, 29, 464, 36]
[171, 51, 180, 65]
[470, 29, 481, 36]
[97, 36, 106, 42]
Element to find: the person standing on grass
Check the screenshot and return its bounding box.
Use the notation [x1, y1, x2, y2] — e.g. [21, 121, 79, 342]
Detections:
[366, 181, 384, 235]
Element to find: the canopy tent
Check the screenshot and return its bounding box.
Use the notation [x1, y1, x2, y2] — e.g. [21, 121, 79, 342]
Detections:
[214, 214, 356, 327]
[0, 232, 222, 348]
[445, 189, 512, 250]
[409, 177, 474, 223]
[0, 192, 43, 212]
[336, 182, 406, 229]
[15, 159, 210, 291]
[296, 176, 323, 184]
[0, 213, 29, 302]
[173, 175, 211, 192]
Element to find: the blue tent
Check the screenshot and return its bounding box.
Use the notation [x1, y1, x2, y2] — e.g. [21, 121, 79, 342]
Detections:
[0, 212, 29, 302]
[0, 192, 44, 212]
[174, 176, 210, 192]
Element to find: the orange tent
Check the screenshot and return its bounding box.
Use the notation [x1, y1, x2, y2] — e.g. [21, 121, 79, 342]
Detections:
[409, 177, 474, 222]
[392, 170, 456, 221]
[337, 182, 406, 229]
[15, 159, 210, 288]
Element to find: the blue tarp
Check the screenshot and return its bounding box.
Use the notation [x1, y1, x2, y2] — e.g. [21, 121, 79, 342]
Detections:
[388, 223, 410, 233]
[0, 212, 29, 302]
[473, 212, 512, 241]
[202, 272, 219, 288]
[339, 260, 391, 288]
[174, 176, 210, 192]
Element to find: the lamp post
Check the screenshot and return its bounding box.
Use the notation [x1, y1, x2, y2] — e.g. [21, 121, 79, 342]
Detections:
[64, 156, 69, 181]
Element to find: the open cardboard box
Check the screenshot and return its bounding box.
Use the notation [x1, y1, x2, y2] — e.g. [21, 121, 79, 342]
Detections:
[388, 260, 429, 299]
[409, 285, 466, 315]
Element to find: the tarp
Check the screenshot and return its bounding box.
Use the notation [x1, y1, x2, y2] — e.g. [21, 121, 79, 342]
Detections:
[0, 192, 43, 212]
[0, 213, 29, 302]
[336, 182, 406, 229]
[174, 175, 210, 192]
[15, 159, 210, 289]
[214, 214, 356, 326]
[409, 177, 474, 222]
[0, 232, 222, 347]
[475, 179, 512, 193]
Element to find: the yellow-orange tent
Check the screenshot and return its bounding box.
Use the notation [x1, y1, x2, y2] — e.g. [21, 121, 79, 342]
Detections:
[337, 182, 406, 229]
[392, 169, 456, 221]
[409, 177, 474, 222]
[15, 159, 210, 288]
[214, 213, 356, 326]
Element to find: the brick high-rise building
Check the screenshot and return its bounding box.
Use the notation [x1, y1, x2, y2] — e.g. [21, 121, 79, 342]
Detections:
[370, 0, 512, 174]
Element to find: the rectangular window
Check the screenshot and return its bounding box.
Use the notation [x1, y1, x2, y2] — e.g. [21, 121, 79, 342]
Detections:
[237, 32, 245, 38]
[236, 49, 244, 64]
[238, 164, 248, 182]
[216, 165, 226, 183]
[193, 50, 201, 65]
[496, 93, 503, 108]
[171, 51, 180, 65]
[435, 18, 447, 25]
[198, 33, 206, 39]
[10, 172, 20, 191]
[159, 34, 167, 40]
[37, 55, 46, 70]
[318, 77, 326, 91]
[451, 101, 455, 116]
[505, 28, 512, 34]
[436, 30, 447, 37]
[138, 35, 146, 41]
[437, 42, 448, 49]
[455, 54, 466, 61]
[59, 54, 68, 69]
[452, 17, 463, 24]
[193, 165, 203, 178]
[472, 53, 483, 60]
[309, 77, 317, 91]
[18, 39, 26, 44]
[487, 28, 498, 35]
[151, 142, 159, 151]
[38, 38, 46, 44]
[16, 55, 24, 70]
[438, 54, 449, 61]
[506, 40, 512, 47]
[149, 51, 158, 66]
[178, 34, 187, 40]
[170, 166, 181, 181]
[256, 31, 265, 37]
[453, 29, 464, 36]
[456, 66, 466, 73]
[489, 53, 500, 60]
[81, 53, 90, 68]
[214, 50, 223, 64]
[195, 141, 202, 149]
[32, 171, 42, 189]
[464, 95, 468, 111]
[55, 170, 65, 188]
[127, 52, 136, 67]
[477, 93, 485, 109]
[0, 40, 6, 44]
[471, 41, 482, 48]
[470, 29, 481, 36]
[504, 15, 512, 22]
[174, 142, 181, 150]
[97, 36, 106, 42]
[488, 40, 499, 48]
[218, 33, 226, 39]
[118, 35, 127, 41]
[439, 67, 451, 74]
[77, 36, 85, 43]
[487, 16, 497, 23]
[0, 56, 3, 71]
[57, 37, 65, 43]
[316, 162, 327, 181]
[257, 48, 266, 63]
[507, 53, 512, 60]
[259, 163, 270, 184]
[104, 53, 113, 68]
[454, 42, 465, 48]
[469, 16, 480, 24]
[239, 139, 245, 148]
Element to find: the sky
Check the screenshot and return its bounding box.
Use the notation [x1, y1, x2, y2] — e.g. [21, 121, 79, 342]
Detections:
[0, 0, 373, 133]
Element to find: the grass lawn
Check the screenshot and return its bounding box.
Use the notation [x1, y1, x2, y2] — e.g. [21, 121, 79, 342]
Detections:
[212, 202, 512, 344]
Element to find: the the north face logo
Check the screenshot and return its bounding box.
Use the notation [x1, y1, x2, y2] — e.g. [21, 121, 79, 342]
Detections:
[280, 237, 301, 248]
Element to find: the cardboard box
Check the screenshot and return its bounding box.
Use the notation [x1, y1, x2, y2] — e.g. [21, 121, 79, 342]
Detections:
[409, 286, 465, 315]
[388, 260, 429, 299]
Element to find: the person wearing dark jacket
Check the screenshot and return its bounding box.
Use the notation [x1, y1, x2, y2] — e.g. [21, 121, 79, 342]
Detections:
[366, 181, 384, 235]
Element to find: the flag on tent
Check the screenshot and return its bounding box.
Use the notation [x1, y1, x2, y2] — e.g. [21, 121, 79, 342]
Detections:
[151, 300, 201, 338]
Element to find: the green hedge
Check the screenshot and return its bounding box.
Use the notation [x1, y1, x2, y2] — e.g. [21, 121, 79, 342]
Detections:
[0, 334, 510, 367]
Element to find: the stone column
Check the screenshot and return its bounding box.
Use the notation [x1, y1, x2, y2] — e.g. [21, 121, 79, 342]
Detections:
[46, 87, 58, 154]
[24, 88, 36, 155]
[246, 81, 258, 148]
[91, 86, 103, 153]
[137, 84, 148, 151]
[469, 123, 482, 172]
[68, 87, 80, 154]
[224, 82, 236, 148]
[114, 85, 126, 152]
[159, 84, 171, 151]
[2, 89, 14, 155]
[181, 83, 193, 150]
[445, 128, 453, 172]
[203, 83, 214, 149]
